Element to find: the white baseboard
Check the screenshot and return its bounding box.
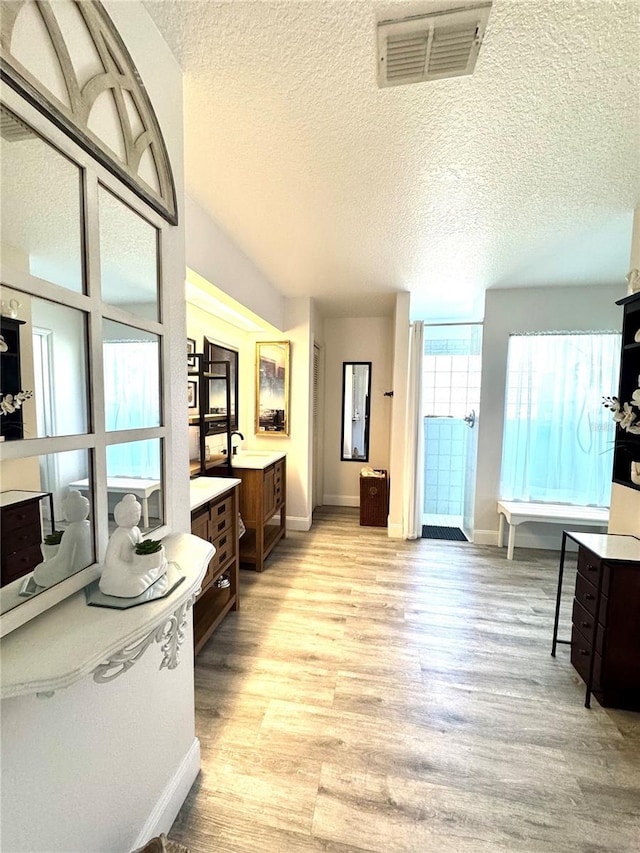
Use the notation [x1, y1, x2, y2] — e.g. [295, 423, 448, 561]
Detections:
[286, 514, 312, 532]
[387, 523, 403, 539]
[473, 525, 607, 552]
[133, 737, 200, 848]
[323, 494, 359, 507]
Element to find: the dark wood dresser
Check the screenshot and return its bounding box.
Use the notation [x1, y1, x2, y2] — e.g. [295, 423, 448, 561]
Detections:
[0, 490, 55, 587]
[552, 531, 640, 710]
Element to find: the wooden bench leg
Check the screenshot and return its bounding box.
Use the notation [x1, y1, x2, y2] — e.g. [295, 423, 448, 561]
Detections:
[507, 524, 515, 560]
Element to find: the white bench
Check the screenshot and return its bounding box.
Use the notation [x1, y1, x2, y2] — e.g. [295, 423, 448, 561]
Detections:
[70, 477, 161, 529]
[496, 500, 609, 560]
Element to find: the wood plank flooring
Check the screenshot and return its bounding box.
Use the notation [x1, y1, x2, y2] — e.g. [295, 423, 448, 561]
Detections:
[170, 507, 640, 852]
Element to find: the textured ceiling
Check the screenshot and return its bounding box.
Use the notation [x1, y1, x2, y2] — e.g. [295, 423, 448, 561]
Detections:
[144, 0, 640, 321]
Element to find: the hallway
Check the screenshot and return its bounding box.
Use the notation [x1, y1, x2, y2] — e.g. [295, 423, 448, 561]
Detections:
[171, 508, 640, 852]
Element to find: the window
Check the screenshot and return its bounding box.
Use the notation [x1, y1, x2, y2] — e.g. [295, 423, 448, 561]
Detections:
[500, 333, 620, 507]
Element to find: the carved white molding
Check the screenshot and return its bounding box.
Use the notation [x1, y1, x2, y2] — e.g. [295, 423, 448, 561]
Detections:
[0, 0, 177, 224]
[93, 590, 200, 684]
[0, 534, 213, 700]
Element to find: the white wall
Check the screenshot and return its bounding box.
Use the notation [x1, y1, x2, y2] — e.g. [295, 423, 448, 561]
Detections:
[610, 205, 640, 535]
[388, 293, 410, 538]
[1, 3, 194, 851]
[322, 316, 393, 506]
[474, 283, 626, 548]
[186, 195, 285, 331]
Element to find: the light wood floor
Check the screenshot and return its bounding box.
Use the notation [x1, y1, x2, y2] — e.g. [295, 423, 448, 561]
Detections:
[171, 507, 640, 853]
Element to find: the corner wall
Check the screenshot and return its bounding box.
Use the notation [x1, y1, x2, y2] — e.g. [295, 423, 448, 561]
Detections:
[475, 283, 626, 548]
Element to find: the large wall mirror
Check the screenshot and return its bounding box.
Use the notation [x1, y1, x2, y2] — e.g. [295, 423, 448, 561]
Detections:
[0, 87, 170, 635]
[341, 362, 372, 462]
[204, 337, 238, 432]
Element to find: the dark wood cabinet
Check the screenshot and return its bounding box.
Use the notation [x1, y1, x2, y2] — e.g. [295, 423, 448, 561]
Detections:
[234, 456, 286, 572]
[188, 353, 233, 478]
[553, 531, 640, 710]
[0, 491, 54, 587]
[613, 292, 640, 490]
[0, 317, 27, 441]
[190, 483, 240, 654]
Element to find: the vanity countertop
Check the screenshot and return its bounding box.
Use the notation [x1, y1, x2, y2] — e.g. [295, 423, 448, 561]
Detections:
[189, 476, 241, 512]
[230, 450, 286, 470]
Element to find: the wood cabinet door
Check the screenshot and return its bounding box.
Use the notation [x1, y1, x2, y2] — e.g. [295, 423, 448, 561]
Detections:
[262, 466, 276, 520]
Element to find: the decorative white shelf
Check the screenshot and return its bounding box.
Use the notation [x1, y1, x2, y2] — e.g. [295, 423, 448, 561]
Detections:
[0, 532, 214, 700]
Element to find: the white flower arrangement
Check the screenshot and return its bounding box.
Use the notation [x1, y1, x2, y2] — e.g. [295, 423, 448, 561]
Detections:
[602, 388, 640, 435]
[0, 390, 33, 416]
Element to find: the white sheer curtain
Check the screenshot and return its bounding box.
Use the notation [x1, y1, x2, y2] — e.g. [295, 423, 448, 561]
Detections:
[402, 321, 425, 538]
[500, 332, 620, 507]
[103, 341, 160, 478]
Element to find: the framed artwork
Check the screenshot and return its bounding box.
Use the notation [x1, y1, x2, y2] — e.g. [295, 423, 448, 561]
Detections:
[187, 337, 196, 368]
[187, 380, 198, 415]
[256, 341, 290, 436]
[204, 338, 239, 432]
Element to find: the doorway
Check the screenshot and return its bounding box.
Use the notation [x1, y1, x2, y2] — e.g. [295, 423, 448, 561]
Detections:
[422, 324, 482, 540]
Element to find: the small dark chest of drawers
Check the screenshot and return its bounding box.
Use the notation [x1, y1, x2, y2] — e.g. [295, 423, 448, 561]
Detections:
[1, 491, 53, 587]
[553, 531, 640, 710]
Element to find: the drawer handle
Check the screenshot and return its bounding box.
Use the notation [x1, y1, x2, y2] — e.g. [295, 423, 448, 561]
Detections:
[217, 504, 226, 515]
[584, 593, 594, 601]
[579, 649, 589, 656]
[217, 520, 225, 532]
[219, 535, 227, 548]
[218, 551, 227, 564]
[586, 564, 597, 572]
[580, 621, 590, 629]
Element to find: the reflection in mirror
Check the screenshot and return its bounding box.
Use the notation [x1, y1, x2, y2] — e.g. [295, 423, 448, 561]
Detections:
[204, 338, 238, 431]
[0, 449, 94, 615]
[341, 362, 372, 462]
[0, 285, 89, 440]
[106, 437, 163, 534]
[103, 319, 160, 431]
[99, 186, 159, 321]
[0, 104, 83, 292]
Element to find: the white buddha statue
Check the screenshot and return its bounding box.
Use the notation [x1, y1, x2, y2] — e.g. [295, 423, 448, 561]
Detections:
[33, 490, 92, 588]
[99, 494, 167, 598]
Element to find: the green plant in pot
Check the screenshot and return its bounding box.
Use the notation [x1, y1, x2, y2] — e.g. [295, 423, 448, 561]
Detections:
[133, 538, 167, 575]
[41, 529, 64, 561]
[134, 539, 163, 556]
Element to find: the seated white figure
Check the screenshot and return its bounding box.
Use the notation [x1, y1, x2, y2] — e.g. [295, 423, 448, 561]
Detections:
[99, 494, 167, 598]
[33, 490, 92, 588]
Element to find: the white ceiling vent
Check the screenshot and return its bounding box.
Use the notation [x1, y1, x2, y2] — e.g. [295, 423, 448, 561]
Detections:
[377, 3, 492, 88]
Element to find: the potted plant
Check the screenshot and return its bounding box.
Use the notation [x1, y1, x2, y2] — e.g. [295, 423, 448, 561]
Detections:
[133, 538, 166, 574]
[41, 529, 63, 561]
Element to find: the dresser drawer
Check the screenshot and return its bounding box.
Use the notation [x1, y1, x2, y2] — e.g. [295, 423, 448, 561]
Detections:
[1, 501, 41, 535]
[571, 598, 605, 655]
[1, 543, 42, 586]
[574, 571, 603, 618]
[577, 548, 610, 595]
[209, 497, 234, 539]
[199, 528, 236, 594]
[1, 520, 42, 558]
[571, 623, 603, 689]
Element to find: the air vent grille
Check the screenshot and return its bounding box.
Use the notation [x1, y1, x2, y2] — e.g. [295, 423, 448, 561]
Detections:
[0, 106, 34, 142]
[378, 4, 492, 88]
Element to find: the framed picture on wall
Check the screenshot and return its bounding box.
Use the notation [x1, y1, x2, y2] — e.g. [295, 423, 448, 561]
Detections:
[187, 379, 198, 415]
[187, 338, 196, 368]
[255, 341, 290, 436]
[204, 337, 239, 431]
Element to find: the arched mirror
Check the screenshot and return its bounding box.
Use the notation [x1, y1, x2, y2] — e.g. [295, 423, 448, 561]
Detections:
[341, 362, 372, 462]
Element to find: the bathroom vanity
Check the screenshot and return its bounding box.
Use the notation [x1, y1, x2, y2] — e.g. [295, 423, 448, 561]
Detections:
[189, 477, 241, 653]
[231, 451, 286, 572]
